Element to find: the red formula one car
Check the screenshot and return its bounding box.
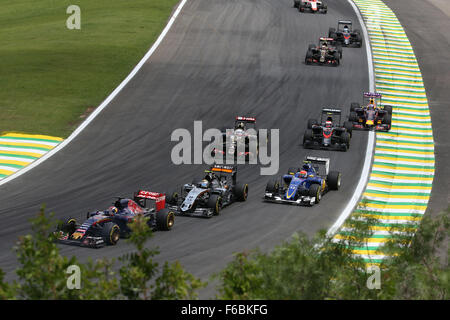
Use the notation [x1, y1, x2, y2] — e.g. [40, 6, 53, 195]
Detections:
[55, 190, 174, 248]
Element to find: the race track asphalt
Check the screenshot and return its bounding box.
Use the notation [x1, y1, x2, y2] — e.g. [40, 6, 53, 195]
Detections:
[0, 0, 370, 298]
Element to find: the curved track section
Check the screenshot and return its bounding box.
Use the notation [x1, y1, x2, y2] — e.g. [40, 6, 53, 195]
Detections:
[0, 0, 370, 295]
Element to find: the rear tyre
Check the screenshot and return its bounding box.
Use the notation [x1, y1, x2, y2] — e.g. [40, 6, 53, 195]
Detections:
[207, 194, 222, 216]
[349, 111, 358, 122]
[309, 184, 321, 204]
[341, 132, 351, 150]
[101, 222, 120, 245]
[343, 121, 353, 137]
[165, 190, 179, 205]
[307, 118, 318, 129]
[303, 129, 313, 147]
[156, 208, 175, 231]
[350, 102, 360, 112]
[383, 113, 392, 125]
[383, 105, 393, 115]
[234, 182, 249, 201]
[327, 171, 341, 190]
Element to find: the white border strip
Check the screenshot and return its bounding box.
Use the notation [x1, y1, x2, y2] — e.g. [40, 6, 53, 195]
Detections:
[0, 0, 189, 187]
[326, 0, 376, 237]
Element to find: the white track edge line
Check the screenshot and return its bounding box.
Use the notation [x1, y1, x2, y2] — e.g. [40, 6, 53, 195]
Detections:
[326, 0, 376, 237]
[0, 0, 189, 187]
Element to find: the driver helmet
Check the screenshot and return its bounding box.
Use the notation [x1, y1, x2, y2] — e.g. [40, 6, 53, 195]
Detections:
[343, 25, 349, 32]
[236, 122, 245, 130]
[200, 179, 210, 188]
[325, 120, 332, 128]
[108, 206, 118, 215]
[299, 170, 308, 178]
[302, 163, 312, 171]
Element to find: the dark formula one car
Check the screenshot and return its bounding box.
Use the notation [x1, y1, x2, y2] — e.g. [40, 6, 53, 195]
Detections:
[328, 20, 362, 47]
[55, 190, 174, 248]
[303, 108, 353, 151]
[165, 165, 248, 218]
[294, 0, 327, 14]
[264, 156, 341, 206]
[347, 92, 393, 131]
[305, 38, 342, 66]
[211, 116, 260, 162]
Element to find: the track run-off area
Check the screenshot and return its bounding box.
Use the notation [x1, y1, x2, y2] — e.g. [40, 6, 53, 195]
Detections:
[0, 0, 440, 297]
[332, 0, 435, 264]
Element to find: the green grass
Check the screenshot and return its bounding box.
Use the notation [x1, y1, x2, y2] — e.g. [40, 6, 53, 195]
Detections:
[0, 0, 179, 137]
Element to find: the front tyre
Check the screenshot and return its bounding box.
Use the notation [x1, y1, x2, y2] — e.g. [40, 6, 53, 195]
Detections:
[207, 194, 222, 216]
[309, 184, 321, 204]
[101, 222, 120, 245]
[156, 208, 175, 231]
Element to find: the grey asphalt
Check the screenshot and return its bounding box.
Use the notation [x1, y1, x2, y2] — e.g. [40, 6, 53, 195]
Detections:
[382, 0, 450, 217]
[0, 0, 370, 298]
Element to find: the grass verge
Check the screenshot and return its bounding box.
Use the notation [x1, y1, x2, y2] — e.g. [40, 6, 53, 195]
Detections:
[0, 0, 179, 137]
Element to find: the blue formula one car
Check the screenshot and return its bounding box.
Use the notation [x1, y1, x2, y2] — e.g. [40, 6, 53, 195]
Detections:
[263, 156, 341, 206]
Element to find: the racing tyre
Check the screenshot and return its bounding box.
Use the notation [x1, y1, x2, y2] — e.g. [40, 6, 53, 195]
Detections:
[57, 217, 77, 235]
[165, 190, 179, 205]
[349, 111, 358, 122]
[383, 105, 393, 115]
[343, 121, 353, 137]
[156, 208, 175, 231]
[303, 129, 313, 147]
[383, 113, 392, 125]
[207, 194, 222, 216]
[305, 50, 313, 65]
[307, 118, 318, 129]
[308, 44, 316, 50]
[234, 182, 249, 201]
[327, 171, 341, 190]
[350, 102, 360, 112]
[266, 179, 279, 193]
[333, 53, 340, 66]
[328, 28, 336, 38]
[341, 132, 351, 150]
[101, 222, 120, 245]
[309, 184, 321, 204]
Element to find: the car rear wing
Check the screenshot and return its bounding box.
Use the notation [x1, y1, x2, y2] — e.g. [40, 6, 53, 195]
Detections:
[208, 165, 236, 174]
[338, 20, 352, 25]
[235, 116, 256, 123]
[304, 156, 330, 175]
[322, 108, 342, 114]
[364, 92, 382, 98]
[134, 190, 166, 211]
[319, 37, 334, 42]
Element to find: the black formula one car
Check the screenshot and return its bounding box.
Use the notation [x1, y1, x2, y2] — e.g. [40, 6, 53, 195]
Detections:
[347, 92, 393, 131]
[55, 190, 174, 248]
[303, 108, 353, 151]
[294, 0, 327, 14]
[305, 38, 342, 66]
[211, 116, 261, 162]
[328, 20, 363, 47]
[165, 165, 248, 218]
[264, 156, 341, 206]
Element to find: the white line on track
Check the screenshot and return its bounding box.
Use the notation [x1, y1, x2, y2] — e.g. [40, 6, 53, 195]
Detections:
[326, 0, 376, 237]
